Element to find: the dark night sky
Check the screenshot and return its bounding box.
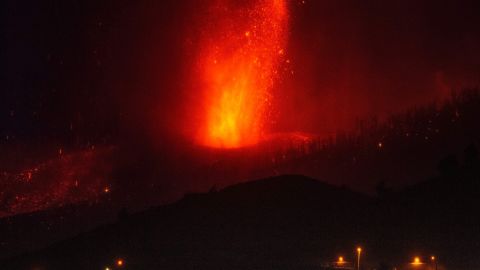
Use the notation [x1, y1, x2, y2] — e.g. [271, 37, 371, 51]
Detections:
[3, 0, 480, 149]
[0, 1, 480, 150]
[2, 0, 480, 215]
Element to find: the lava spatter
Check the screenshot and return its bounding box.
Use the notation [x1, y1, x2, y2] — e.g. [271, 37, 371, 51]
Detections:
[196, 0, 289, 148]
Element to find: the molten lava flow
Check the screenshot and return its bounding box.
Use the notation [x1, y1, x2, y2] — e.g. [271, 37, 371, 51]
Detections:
[0, 147, 114, 218]
[197, 0, 289, 148]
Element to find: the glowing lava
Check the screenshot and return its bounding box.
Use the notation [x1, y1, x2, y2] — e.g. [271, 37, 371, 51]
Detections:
[0, 147, 114, 218]
[197, 0, 289, 148]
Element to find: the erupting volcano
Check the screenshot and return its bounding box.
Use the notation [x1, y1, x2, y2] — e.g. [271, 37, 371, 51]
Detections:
[196, 0, 289, 148]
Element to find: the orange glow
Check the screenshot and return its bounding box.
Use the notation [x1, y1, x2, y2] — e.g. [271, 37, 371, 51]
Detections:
[412, 257, 421, 265]
[196, 0, 289, 148]
[116, 259, 124, 266]
[338, 256, 344, 263]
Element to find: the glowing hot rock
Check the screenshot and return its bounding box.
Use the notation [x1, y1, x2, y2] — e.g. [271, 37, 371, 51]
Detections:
[197, 0, 289, 148]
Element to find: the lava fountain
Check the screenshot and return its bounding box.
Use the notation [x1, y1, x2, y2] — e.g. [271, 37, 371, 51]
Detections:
[196, 0, 289, 148]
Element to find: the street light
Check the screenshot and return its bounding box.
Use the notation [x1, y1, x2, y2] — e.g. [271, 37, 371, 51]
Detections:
[338, 256, 345, 264]
[356, 247, 362, 270]
[431, 256, 437, 270]
[412, 256, 421, 266]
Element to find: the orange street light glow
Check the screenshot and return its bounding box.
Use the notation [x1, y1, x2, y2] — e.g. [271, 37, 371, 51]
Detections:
[412, 257, 422, 265]
[116, 259, 124, 266]
[356, 247, 362, 270]
[338, 256, 344, 263]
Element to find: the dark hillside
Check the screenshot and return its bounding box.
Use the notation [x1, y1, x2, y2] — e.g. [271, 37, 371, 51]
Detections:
[2, 167, 480, 269]
[1, 175, 371, 270]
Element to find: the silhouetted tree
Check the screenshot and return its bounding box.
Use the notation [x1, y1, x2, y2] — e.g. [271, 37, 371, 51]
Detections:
[118, 207, 129, 221]
[375, 180, 391, 198]
[209, 185, 218, 193]
[437, 154, 459, 177]
[377, 262, 391, 270]
[464, 143, 479, 165]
